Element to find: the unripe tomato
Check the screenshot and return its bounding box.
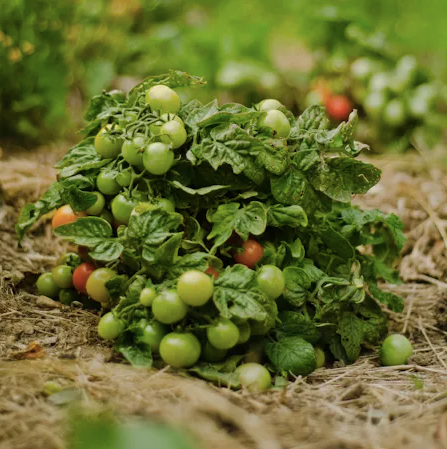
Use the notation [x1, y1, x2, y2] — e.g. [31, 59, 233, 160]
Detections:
[95, 124, 123, 159]
[159, 332, 201, 368]
[145, 85, 181, 114]
[177, 270, 214, 307]
[379, 334, 413, 366]
[160, 120, 187, 149]
[98, 312, 124, 340]
[258, 110, 290, 138]
[143, 142, 174, 175]
[258, 99, 282, 111]
[122, 137, 146, 170]
[86, 268, 116, 303]
[86, 192, 105, 216]
[36, 272, 60, 299]
[235, 363, 271, 392]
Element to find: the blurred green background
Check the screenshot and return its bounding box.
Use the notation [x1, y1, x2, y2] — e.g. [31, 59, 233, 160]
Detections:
[1, 0, 447, 150]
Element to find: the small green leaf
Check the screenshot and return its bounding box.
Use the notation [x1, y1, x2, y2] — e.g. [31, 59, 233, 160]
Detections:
[283, 267, 312, 307]
[337, 313, 364, 362]
[308, 158, 381, 203]
[276, 311, 320, 344]
[267, 204, 308, 228]
[170, 180, 229, 196]
[89, 241, 124, 262]
[208, 202, 267, 248]
[265, 336, 316, 376]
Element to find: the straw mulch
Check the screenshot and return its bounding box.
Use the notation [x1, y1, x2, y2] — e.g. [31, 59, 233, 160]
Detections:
[1, 147, 447, 449]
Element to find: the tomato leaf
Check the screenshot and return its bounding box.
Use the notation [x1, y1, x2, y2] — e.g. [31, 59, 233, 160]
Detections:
[308, 158, 381, 203]
[55, 138, 112, 178]
[60, 185, 97, 213]
[283, 267, 312, 307]
[115, 332, 153, 368]
[89, 241, 124, 262]
[275, 311, 320, 344]
[212, 265, 269, 321]
[337, 313, 364, 362]
[207, 202, 267, 249]
[170, 180, 229, 196]
[267, 204, 308, 228]
[167, 252, 223, 279]
[265, 336, 316, 376]
[53, 217, 113, 246]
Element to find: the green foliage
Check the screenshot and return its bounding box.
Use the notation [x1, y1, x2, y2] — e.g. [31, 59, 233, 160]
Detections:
[19, 72, 406, 383]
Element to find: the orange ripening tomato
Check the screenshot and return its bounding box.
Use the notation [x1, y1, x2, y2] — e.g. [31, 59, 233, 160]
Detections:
[52, 205, 87, 229]
[205, 266, 219, 280]
[234, 239, 263, 269]
[72, 262, 96, 295]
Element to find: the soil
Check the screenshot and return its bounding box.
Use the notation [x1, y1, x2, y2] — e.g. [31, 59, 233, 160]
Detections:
[1, 147, 447, 449]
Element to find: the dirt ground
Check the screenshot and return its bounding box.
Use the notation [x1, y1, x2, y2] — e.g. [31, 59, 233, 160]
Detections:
[2, 146, 447, 449]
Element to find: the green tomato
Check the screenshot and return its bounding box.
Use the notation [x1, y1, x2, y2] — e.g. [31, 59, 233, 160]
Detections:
[177, 270, 214, 307]
[304, 90, 324, 108]
[315, 347, 326, 369]
[51, 265, 73, 289]
[152, 290, 188, 324]
[99, 209, 113, 224]
[201, 341, 228, 363]
[379, 334, 413, 366]
[139, 320, 167, 354]
[59, 289, 80, 306]
[143, 142, 174, 175]
[350, 57, 380, 81]
[364, 91, 387, 120]
[160, 113, 184, 126]
[258, 99, 282, 111]
[237, 321, 251, 344]
[36, 272, 60, 299]
[122, 137, 145, 170]
[111, 194, 138, 225]
[98, 312, 124, 340]
[207, 317, 240, 350]
[85, 268, 116, 303]
[258, 110, 290, 138]
[235, 363, 272, 392]
[154, 198, 175, 213]
[85, 192, 105, 216]
[139, 287, 157, 307]
[257, 265, 285, 300]
[369, 72, 391, 92]
[95, 125, 123, 159]
[384, 99, 406, 127]
[249, 319, 273, 336]
[96, 171, 121, 196]
[116, 169, 132, 187]
[145, 85, 181, 114]
[160, 120, 187, 149]
[159, 332, 201, 368]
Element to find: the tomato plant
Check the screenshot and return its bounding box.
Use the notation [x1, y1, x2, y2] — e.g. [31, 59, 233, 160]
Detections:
[21, 73, 406, 385]
[159, 332, 201, 368]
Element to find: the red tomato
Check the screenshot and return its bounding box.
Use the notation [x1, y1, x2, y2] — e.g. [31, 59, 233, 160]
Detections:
[52, 205, 87, 229]
[72, 262, 95, 295]
[234, 239, 263, 268]
[205, 267, 219, 280]
[325, 95, 353, 121]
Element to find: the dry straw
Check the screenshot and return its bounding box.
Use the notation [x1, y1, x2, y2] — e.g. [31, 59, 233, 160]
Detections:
[2, 149, 447, 449]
